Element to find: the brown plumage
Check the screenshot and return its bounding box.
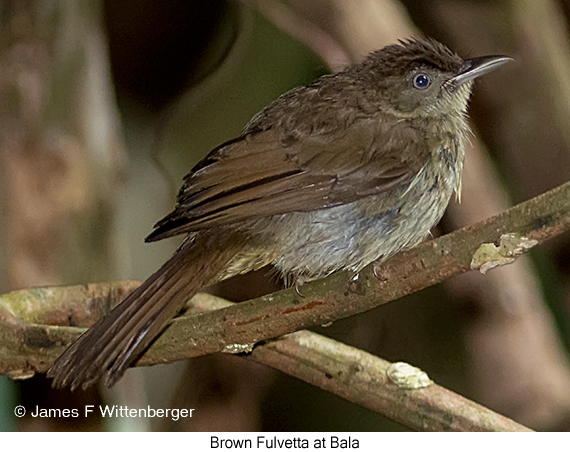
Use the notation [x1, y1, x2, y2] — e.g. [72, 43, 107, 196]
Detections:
[48, 38, 511, 390]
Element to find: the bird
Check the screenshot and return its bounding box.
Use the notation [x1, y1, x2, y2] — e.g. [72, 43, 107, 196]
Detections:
[48, 37, 511, 390]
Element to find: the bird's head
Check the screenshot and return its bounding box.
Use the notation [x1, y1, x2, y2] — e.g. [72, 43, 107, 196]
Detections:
[358, 38, 512, 118]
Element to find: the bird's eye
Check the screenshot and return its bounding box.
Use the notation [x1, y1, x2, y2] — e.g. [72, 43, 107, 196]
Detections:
[413, 73, 432, 90]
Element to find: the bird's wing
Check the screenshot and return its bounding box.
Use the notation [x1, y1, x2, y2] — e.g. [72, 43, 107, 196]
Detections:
[146, 117, 428, 241]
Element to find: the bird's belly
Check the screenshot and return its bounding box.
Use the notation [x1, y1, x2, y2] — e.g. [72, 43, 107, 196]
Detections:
[268, 166, 457, 280]
[220, 155, 459, 283]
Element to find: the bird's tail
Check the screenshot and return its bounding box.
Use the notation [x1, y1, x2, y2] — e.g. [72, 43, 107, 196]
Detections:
[48, 232, 243, 391]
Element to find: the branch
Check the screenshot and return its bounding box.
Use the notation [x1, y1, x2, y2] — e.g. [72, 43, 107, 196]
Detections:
[247, 333, 531, 432]
[194, 294, 531, 431]
[143, 178, 570, 364]
[0, 285, 531, 431]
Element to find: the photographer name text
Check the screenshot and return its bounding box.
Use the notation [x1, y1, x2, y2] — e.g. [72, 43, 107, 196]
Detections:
[25, 405, 194, 421]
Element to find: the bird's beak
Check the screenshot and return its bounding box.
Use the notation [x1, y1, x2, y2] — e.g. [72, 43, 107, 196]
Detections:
[450, 55, 513, 86]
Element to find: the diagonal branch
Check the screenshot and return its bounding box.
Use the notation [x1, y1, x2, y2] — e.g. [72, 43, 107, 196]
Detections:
[247, 332, 532, 431]
[191, 294, 532, 432]
[249, 337, 530, 431]
[1, 179, 569, 374]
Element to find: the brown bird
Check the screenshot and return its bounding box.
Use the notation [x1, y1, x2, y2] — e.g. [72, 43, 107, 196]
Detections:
[48, 38, 511, 390]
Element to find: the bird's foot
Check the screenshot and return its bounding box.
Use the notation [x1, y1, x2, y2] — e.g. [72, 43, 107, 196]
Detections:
[294, 277, 306, 298]
[373, 261, 389, 282]
[347, 272, 365, 295]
